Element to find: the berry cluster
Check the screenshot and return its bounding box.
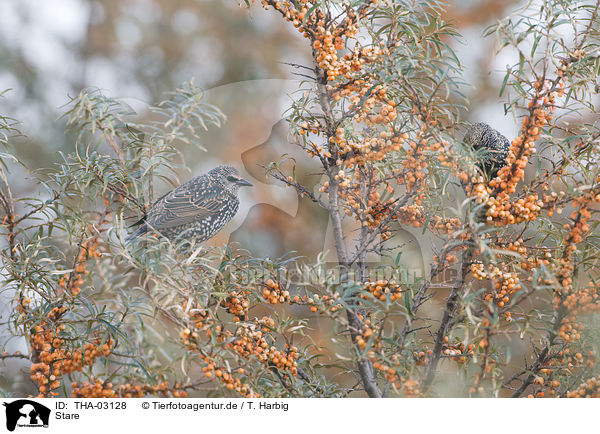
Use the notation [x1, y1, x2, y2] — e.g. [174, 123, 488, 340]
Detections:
[29, 317, 113, 397]
[260, 1, 372, 79]
[566, 376, 600, 398]
[400, 379, 422, 397]
[361, 280, 404, 302]
[506, 238, 553, 271]
[400, 136, 432, 192]
[557, 280, 600, 343]
[413, 349, 432, 366]
[224, 290, 250, 322]
[354, 317, 380, 353]
[229, 318, 299, 376]
[371, 360, 399, 384]
[553, 201, 600, 342]
[262, 279, 291, 304]
[289, 291, 342, 313]
[258, 0, 389, 132]
[180, 309, 270, 397]
[543, 189, 567, 218]
[532, 349, 597, 397]
[441, 337, 474, 364]
[200, 355, 257, 397]
[71, 380, 186, 398]
[471, 263, 521, 308]
[369, 345, 423, 396]
[332, 127, 405, 167]
[432, 248, 461, 268]
[469, 77, 564, 225]
[393, 204, 461, 234]
[58, 237, 101, 296]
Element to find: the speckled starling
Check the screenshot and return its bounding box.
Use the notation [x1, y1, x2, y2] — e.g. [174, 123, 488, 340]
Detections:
[126, 165, 253, 243]
[464, 122, 510, 178]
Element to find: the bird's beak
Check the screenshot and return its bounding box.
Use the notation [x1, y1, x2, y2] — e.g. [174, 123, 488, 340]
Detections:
[237, 178, 253, 187]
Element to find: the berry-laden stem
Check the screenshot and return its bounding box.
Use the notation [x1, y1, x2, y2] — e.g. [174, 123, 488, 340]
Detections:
[316, 44, 382, 399]
[422, 247, 473, 392]
[506, 208, 588, 397]
[326, 145, 382, 398]
[257, 0, 383, 398]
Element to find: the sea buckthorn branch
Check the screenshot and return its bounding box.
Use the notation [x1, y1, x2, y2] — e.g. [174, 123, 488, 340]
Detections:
[328, 181, 382, 397]
[28, 219, 202, 397]
[0, 351, 29, 360]
[422, 246, 474, 391]
[472, 259, 523, 309]
[472, 10, 599, 226]
[9, 190, 61, 228]
[180, 311, 259, 397]
[71, 379, 190, 398]
[361, 198, 464, 388]
[506, 191, 600, 397]
[90, 160, 146, 214]
[397, 269, 442, 345]
[576, 0, 600, 49]
[91, 117, 124, 167]
[200, 354, 261, 397]
[3, 88, 303, 397]
[261, 163, 329, 209]
[326, 127, 455, 396]
[347, 187, 417, 264]
[472, 235, 564, 394]
[396, 237, 466, 349]
[60, 234, 102, 297]
[182, 306, 301, 396]
[459, 8, 600, 396]
[469, 82, 556, 225]
[356, 165, 370, 269]
[357, 312, 434, 398]
[505, 314, 566, 398]
[178, 273, 317, 397]
[565, 375, 600, 398]
[255, 1, 478, 397]
[3, 253, 53, 304]
[9, 216, 111, 397]
[519, 130, 600, 205]
[317, 119, 383, 397]
[469, 325, 492, 396]
[0, 164, 17, 258]
[29, 316, 115, 397]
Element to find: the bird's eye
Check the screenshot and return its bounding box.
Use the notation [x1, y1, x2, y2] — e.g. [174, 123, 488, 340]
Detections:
[226, 175, 239, 182]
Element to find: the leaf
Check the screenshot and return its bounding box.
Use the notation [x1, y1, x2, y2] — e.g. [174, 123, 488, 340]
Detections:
[531, 33, 542, 58]
[499, 70, 511, 97]
[394, 251, 403, 266]
[404, 292, 413, 317]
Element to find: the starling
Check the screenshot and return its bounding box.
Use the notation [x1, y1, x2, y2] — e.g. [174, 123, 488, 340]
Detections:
[463, 122, 510, 178]
[126, 165, 253, 243]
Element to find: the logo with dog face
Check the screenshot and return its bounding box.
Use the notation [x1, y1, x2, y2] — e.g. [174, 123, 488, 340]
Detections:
[3, 400, 50, 431]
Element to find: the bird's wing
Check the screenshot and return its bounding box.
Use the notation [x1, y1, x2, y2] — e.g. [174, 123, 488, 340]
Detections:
[127, 190, 170, 228]
[144, 176, 232, 230]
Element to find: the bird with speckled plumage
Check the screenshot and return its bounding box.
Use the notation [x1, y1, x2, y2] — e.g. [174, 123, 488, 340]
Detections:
[126, 165, 253, 243]
[464, 122, 510, 178]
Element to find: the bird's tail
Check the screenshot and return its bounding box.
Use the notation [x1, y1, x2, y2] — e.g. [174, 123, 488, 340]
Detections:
[125, 224, 147, 244]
